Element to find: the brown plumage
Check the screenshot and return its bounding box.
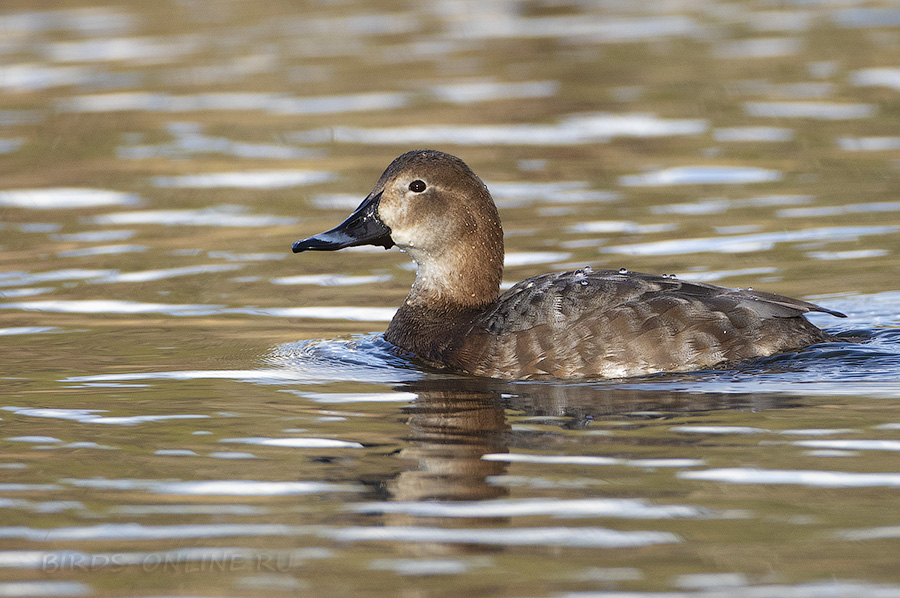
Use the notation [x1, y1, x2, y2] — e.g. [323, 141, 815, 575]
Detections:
[293, 149, 845, 380]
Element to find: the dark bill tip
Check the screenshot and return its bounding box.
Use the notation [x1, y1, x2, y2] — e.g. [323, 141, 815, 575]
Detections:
[292, 230, 393, 253]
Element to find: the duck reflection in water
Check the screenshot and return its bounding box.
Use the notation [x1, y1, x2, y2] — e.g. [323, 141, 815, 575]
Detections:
[385, 375, 795, 508]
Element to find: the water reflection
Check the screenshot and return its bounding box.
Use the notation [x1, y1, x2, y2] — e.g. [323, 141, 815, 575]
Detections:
[316, 378, 802, 553]
[0, 188, 138, 209]
[293, 112, 707, 146]
[382, 376, 797, 506]
[3, 0, 900, 594]
[393, 379, 510, 506]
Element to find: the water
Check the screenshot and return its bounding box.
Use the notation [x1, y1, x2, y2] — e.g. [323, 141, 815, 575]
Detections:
[2, 1, 900, 596]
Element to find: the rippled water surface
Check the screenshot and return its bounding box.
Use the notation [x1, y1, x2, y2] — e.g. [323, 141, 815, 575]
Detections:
[2, 1, 900, 597]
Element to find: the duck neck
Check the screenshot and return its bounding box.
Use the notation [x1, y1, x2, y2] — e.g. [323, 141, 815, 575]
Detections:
[408, 243, 503, 310]
[385, 239, 503, 361]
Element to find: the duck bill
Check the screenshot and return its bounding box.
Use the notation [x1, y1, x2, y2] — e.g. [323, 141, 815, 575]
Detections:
[292, 191, 394, 253]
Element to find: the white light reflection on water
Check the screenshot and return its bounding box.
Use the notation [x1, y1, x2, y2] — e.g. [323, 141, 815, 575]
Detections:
[713, 37, 802, 59]
[0, 523, 319, 541]
[837, 527, 900, 542]
[292, 113, 707, 146]
[57, 91, 409, 115]
[296, 392, 417, 403]
[0, 300, 225, 316]
[567, 221, 676, 235]
[0, 288, 53, 298]
[63, 350, 417, 386]
[728, 81, 833, 100]
[680, 468, 900, 487]
[57, 244, 146, 257]
[110, 505, 268, 516]
[850, 67, 900, 90]
[368, 558, 486, 576]
[834, 7, 900, 28]
[209, 251, 284, 262]
[208, 452, 257, 460]
[271, 274, 392, 286]
[778, 201, 900, 218]
[678, 267, 777, 282]
[781, 429, 860, 436]
[241, 306, 396, 321]
[151, 170, 334, 189]
[428, 79, 559, 104]
[0, 326, 58, 336]
[118, 127, 322, 161]
[653, 195, 813, 215]
[324, 525, 680, 549]
[6, 436, 62, 444]
[60, 368, 394, 386]
[50, 230, 135, 242]
[0, 137, 25, 153]
[619, 166, 782, 186]
[0, 64, 97, 92]
[0, 188, 139, 209]
[2, 407, 209, 426]
[92, 206, 296, 227]
[600, 225, 899, 255]
[0, 484, 62, 492]
[744, 101, 876, 119]
[482, 453, 704, 469]
[448, 14, 699, 43]
[0, 581, 89, 597]
[0, 270, 117, 287]
[219, 437, 363, 449]
[807, 250, 889, 261]
[488, 181, 620, 206]
[0, 8, 137, 36]
[0, 498, 85, 513]
[349, 497, 708, 519]
[61, 478, 362, 496]
[309, 193, 367, 210]
[838, 137, 900, 151]
[504, 252, 572, 267]
[0, 300, 397, 321]
[91, 264, 244, 283]
[45, 35, 202, 64]
[792, 440, 900, 452]
[672, 426, 769, 435]
[713, 127, 794, 142]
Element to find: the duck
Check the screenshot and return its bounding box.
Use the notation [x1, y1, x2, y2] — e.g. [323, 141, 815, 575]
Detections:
[292, 149, 846, 380]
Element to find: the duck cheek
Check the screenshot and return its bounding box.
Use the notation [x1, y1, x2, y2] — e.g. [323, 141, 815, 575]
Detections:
[388, 224, 439, 260]
[388, 230, 415, 251]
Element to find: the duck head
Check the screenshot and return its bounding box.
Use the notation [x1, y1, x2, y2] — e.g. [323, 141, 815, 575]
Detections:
[293, 149, 504, 308]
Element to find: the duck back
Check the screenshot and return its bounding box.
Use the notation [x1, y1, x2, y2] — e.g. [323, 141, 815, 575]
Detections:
[434, 269, 839, 379]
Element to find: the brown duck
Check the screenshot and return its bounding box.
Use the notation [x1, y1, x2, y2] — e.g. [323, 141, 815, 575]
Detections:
[292, 149, 845, 380]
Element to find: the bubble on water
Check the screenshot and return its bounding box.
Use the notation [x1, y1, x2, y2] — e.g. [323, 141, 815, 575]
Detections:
[618, 267, 628, 274]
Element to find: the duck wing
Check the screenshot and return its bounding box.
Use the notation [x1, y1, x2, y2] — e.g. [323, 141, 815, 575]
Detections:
[480, 269, 844, 333]
[453, 269, 844, 379]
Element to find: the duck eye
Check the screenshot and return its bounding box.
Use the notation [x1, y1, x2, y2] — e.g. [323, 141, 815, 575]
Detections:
[408, 179, 426, 193]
